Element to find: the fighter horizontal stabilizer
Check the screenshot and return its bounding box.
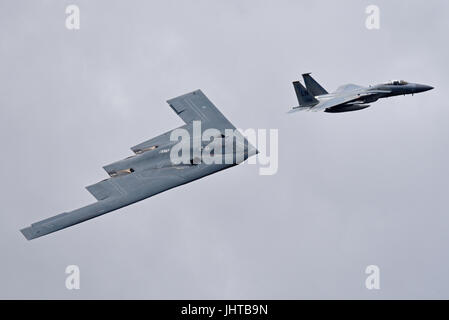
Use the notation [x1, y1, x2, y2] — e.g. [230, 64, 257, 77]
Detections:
[287, 106, 310, 114]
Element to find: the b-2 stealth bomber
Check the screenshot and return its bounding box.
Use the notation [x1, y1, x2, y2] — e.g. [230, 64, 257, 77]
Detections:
[290, 73, 433, 113]
[21, 90, 257, 240]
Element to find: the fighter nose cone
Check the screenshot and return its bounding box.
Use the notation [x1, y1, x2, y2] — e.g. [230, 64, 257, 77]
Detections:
[415, 84, 434, 93]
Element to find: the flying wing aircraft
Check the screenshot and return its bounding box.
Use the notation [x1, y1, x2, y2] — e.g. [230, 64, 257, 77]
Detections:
[289, 73, 433, 113]
[21, 90, 257, 240]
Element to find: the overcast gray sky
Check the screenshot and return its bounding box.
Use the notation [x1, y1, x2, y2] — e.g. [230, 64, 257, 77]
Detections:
[1, 0, 448, 299]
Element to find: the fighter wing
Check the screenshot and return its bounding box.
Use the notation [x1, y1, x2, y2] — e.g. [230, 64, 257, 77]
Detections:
[309, 93, 374, 112]
[20, 167, 190, 240]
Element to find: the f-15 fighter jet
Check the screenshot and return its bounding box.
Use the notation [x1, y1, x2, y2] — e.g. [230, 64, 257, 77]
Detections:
[21, 90, 257, 240]
[289, 73, 433, 113]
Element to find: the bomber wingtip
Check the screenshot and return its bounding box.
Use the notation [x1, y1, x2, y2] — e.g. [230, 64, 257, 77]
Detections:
[20, 227, 33, 240]
[20, 226, 40, 241]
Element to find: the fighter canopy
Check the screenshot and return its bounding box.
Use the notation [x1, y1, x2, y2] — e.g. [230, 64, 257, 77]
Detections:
[385, 80, 409, 85]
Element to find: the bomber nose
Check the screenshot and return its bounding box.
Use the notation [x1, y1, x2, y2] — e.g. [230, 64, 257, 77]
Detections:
[415, 84, 434, 93]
